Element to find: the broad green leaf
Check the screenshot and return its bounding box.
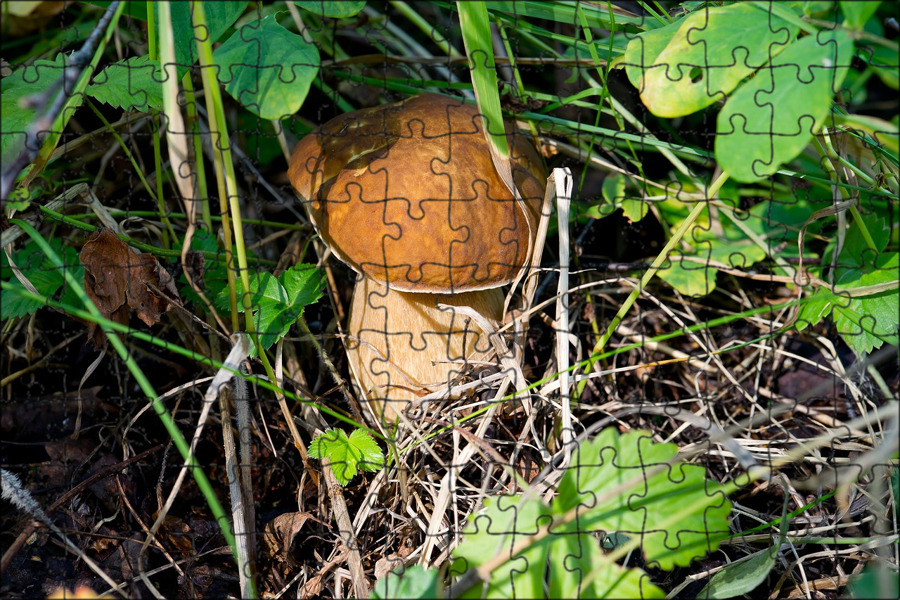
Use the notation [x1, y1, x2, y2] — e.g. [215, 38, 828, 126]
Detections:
[281, 264, 327, 309]
[551, 532, 665, 599]
[373, 565, 440, 600]
[840, 1, 881, 29]
[309, 429, 357, 484]
[152, 1, 245, 69]
[863, 43, 899, 89]
[799, 2, 837, 18]
[657, 252, 717, 297]
[708, 237, 769, 270]
[1, 55, 83, 166]
[799, 252, 899, 355]
[213, 15, 320, 120]
[450, 429, 730, 598]
[619, 198, 649, 223]
[796, 288, 835, 330]
[308, 428, 384, 485]
[217, 264, 324, 351]
[639, 3, 798, 117]
[602, 173, 626, 206]
[451, 494, 553, 599]
[832, 252, 899, 355]
[585, 174, 640, 221]
[347, 429, 385, 472]
[592, 173, 649, 222]
[716, 29, 855, 182]
[744, 197, 818, 256]
[623, 19, 684, 90]
[86, 56, 164, 111]
[554, 429, 731, 571]
[1, 240, 81, 320]
[294, 1, 366, 18]
[252, 305, 297, 352]
[829, 214, 892, 271]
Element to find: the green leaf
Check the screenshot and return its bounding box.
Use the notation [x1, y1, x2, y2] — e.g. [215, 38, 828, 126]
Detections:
[216, 264, 324, 351]
[1, 55, 83, 167]
[840, 1, 881, 29]
[294, 1, 366, 18]
[553, 429, 731, 571]
[832, 252, 899, 355]
[796, 288, 835, 330]
[863, 43, 899, 89]
[593, 173, 649, 222]
[551, 532, 665, 599]
[623, 19, 684, 90]
[373, 564, 440, 599]
[308, 428, 384, 486]
[698, 479, 791, 600]
[637, 3, 798, 118]
[449, 429, 730, 598]
[657, 251, 717, 297]
[348, 429, 385, 472]
[152, 1, 246, 69]
[86, 56, 164, 111]
[451, 494, 553, 599]
[716, 29, 855, 182]
[799, 252, 899, 356]
[213, 15, 321, 120]
[280, 264, 327, 309]
[1, 240, 82, 320]
[697, 548, 777, 599]
[451, 494, 664, 599]
[841, 215, 891, 267]
[620, 198, 649, 223]
[602, 173, 626, 207]
[249, 271, 305, 350]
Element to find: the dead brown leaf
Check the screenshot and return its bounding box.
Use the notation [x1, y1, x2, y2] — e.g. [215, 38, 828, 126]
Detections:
[262, 511, 316, 568]
[79, 229, 178, 346]
[374, 553, 404, 581]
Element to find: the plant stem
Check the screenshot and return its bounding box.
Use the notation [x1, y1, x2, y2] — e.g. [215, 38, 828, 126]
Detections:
[182, 70, 213, 233]
[192, 2, 241, 332]
[191, 3, 283, 493]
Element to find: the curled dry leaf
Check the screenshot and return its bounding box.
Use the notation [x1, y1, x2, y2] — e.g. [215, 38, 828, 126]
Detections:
[79, 229, 178, 346]
[262, 511, 314, 568]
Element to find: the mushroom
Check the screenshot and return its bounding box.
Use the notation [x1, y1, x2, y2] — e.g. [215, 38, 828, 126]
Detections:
[289, 93, 546, 425]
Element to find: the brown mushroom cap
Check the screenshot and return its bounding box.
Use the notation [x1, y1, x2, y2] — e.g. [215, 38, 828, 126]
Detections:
[288, 93, 547, 293]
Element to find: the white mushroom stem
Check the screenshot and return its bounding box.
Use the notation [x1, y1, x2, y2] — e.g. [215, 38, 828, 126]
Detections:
[346, 277, 503, 425]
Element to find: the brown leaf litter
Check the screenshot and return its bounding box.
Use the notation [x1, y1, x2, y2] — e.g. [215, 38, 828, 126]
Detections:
[79, 229, 178, 346]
